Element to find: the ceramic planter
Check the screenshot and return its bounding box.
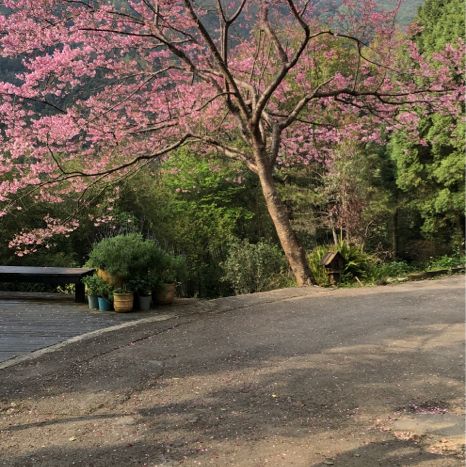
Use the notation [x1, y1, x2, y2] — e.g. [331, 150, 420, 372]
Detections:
[87, 295, 99, 310]
[97, 296, 113, 311]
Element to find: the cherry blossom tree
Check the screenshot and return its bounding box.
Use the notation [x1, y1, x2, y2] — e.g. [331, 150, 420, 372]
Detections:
[0, 0, 461, 285]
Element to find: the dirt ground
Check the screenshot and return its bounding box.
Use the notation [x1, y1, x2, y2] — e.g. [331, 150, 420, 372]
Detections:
[0, 276, 464, 466]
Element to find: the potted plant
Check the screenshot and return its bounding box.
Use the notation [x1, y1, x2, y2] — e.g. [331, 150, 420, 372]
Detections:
[97, 281, 113, 312]
[129, 277, 153, 311]
[82, 274, 101, 310]
[113, 284, 134, 313]
[154, 254, 186, 305]
[87, 233, 162, 287]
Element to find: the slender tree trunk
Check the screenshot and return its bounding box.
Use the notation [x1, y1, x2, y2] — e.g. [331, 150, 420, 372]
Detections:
[392, 206, 399, 259]
[255, 159, 313, 286]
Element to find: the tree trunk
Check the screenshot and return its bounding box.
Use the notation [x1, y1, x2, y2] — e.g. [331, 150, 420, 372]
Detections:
[256, 160, 313, 286]
[392, 206, 399, 259]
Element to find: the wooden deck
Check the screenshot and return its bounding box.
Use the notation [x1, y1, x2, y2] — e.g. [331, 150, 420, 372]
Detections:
[0, 293, 159, 363]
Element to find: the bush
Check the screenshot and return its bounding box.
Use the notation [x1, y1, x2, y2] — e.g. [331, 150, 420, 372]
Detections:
[82, 274, 103, 296]
[307, 245, 331, 286]
[425, 254, 466, 271]
[221, 239, 288, 295]
[369, 260, 413, 284]
[158, 253, 187, 284]
[86, 233, 163, 281]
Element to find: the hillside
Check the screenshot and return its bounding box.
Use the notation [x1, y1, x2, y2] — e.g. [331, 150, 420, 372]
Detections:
[0, 1, 424, 84]
[379, 0, 424, 25]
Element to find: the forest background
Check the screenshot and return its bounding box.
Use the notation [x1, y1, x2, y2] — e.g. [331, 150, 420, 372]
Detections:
[0, 0, 464, 297]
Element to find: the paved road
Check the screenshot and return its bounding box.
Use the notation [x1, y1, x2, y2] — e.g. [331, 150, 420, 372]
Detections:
[0, 277, 464, 466]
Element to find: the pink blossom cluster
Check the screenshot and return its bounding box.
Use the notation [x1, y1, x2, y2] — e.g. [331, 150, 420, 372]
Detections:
[0, 0, 462, 251]
[8, 216, 80, 255]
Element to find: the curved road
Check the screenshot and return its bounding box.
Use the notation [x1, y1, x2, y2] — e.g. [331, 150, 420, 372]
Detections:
[0, 277, 464, 466]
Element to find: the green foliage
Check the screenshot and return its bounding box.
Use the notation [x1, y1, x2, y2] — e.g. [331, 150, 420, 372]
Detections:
[86, 233, 163, 280]
[321, 142, 397, 250]
[307, 246, 332, 287]
[127, 276, 157, 295]
[425, 254, 465, 271]
[335, 239, 376, 282]
[114, 150, 272, 297]
[388, 1, 465, 256]
[307, 240, 376, 286]
[96, 277, 113, 299]
[221, 239, 289, 295]
[158, 253, 187, 284]
[415, 0, 465, 54]
[390, 114, 465, 250]
[369, 260, 414, 283]
[82, 274, 103, 296]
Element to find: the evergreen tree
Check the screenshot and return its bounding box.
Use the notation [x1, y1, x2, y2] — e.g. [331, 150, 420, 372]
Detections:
[415, 0, 465, 54]
[390, 0, 465, 255]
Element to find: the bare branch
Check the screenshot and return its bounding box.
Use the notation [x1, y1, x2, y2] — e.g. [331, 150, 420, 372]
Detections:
[45, 134, 193, 180]
[182, 0, 249, 118]
[261, 6, 288, 64]
[279, 77, 335, 130]
[252, 2, 311, 126]
[229, 0, 247, 23]
[194, 135, 257, 173]
[0, 93, 66, 114]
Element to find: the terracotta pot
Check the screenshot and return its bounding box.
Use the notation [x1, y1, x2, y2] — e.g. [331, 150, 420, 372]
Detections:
[113, 292, 134, 312]
[154, 283, 176, 305]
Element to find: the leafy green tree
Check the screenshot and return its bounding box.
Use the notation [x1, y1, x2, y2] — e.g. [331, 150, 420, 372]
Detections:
[389, 0, 465, 254]
[415, 0, 465, 54]
[114, 150, 274, 297]
[390, 115, 465, 247]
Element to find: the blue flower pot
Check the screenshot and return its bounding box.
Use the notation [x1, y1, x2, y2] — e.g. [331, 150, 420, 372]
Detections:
[97, 296, 113, 312]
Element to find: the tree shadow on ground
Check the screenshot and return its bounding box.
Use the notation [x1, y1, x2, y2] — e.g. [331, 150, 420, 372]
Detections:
[2, 345, 464, 466]
[309, 439, 462, 466]
[1, 288, 463, 401]
[0, 286, 464, 465]
[1, 421, 462, 466]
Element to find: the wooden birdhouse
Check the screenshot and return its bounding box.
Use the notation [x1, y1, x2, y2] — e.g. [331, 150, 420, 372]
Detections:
[320, 251, 345, 285]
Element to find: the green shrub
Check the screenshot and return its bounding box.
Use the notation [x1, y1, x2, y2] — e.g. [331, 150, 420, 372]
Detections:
[369, 260, 413, 283]
[95, 277, 112, 298]
[307, 245, 331, 286]
[335, 239, 376, 283]
[307, 240, 376, 286]
[127, 276, 156, 295]
[86, 233, 163, 280]
[221, 239, 288, 294]
[158, 253, 187, 284]
[425, 254, 466, 271]
[82, 274, 103, 295]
